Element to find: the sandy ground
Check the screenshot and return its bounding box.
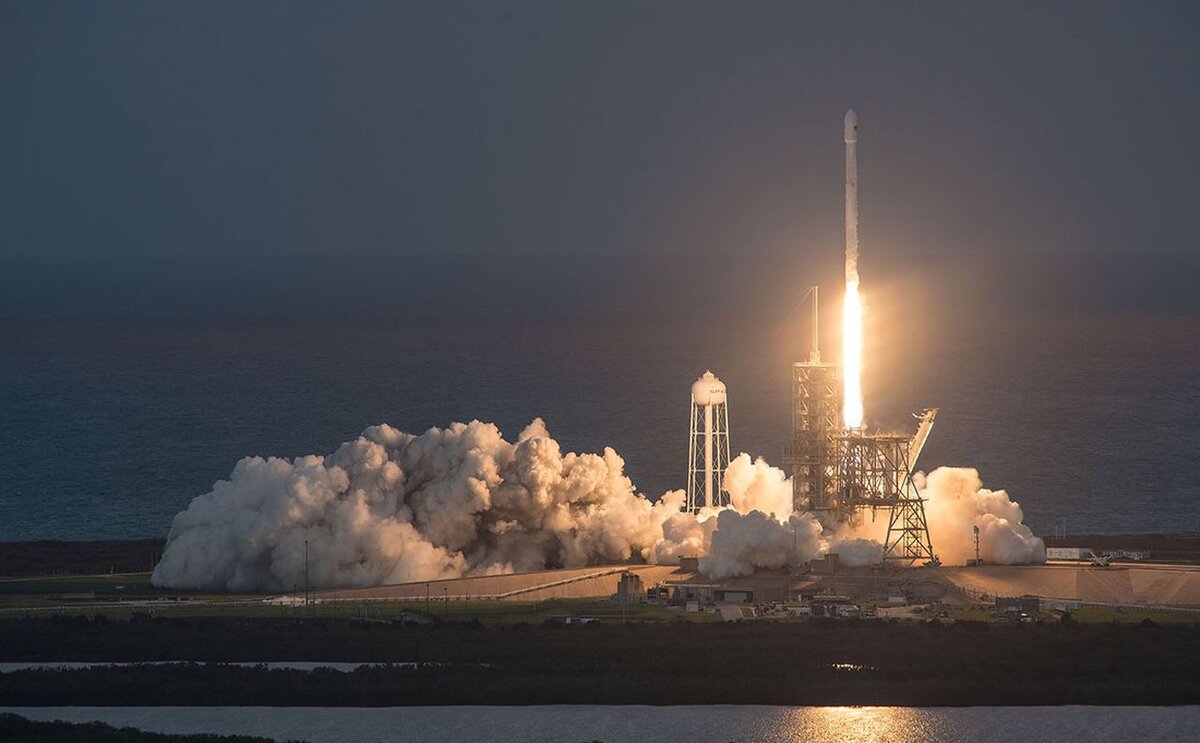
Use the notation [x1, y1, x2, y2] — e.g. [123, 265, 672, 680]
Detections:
[939, 563, 1200, 606]
[308, 561, 1200, 608]
[311, 564, 682, 603]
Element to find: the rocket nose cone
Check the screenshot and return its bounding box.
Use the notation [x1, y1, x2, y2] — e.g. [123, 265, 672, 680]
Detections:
[844, 109, 858, 144]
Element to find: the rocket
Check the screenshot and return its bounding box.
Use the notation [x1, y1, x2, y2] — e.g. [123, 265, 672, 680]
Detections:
[841, 109, 865, 430]
[844, 109, 859, 285]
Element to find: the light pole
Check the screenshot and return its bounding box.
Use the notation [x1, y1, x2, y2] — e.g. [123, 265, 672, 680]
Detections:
[304, 539, 309, 607]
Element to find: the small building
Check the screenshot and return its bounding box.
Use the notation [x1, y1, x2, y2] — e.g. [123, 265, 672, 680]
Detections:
[546, 615, 600, 624]
[809, 595, 860, 618]
[645, 585, 671, 602]
[678, 555, 701, 573]
[666, 569, 793, 605]
[995, 595, 1041, 614]
[670, 582, 754, 604]
[615, 571, 646, 604]
[1046, 547, 1091, 561]
[809, 553, 840, 575]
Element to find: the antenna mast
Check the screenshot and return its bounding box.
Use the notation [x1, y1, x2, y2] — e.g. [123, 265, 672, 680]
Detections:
[802, 285, 821, 362]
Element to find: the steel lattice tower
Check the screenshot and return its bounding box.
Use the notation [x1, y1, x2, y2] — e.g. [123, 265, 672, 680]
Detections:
[686, 371, 731, 512]
[881, 477, 938, 565]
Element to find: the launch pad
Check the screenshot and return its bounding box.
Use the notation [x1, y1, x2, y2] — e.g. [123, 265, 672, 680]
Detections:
[785, 347, 939, 564]
[778, 110, 939, 565]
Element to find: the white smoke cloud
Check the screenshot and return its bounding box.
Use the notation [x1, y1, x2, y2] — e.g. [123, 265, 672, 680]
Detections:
[828, 537, 885, 567]
[652, 506, 718, 565]
[919, 467, 1046, 565]
[723, 453, 794, 520]
[700, 511, 825, 579]
[153, 420, 1042, 592]
[154, 420, 678, 592]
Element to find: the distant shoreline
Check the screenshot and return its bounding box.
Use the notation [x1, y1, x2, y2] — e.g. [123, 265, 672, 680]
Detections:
[0, 539, 164, 578]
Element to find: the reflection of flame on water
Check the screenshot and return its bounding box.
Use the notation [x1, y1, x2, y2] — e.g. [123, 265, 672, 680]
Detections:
[791, 706, 927, 743]
[842, 279, 863, 429]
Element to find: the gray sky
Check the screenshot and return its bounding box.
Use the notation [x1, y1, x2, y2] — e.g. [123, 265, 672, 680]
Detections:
[3, 1, 1197, 268]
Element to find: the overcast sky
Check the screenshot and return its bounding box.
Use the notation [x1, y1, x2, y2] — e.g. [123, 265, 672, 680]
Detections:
[3, 1, 1197, 268]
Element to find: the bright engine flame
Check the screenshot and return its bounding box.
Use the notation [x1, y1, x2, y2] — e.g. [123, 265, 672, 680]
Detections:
[842, 279, 863, 429]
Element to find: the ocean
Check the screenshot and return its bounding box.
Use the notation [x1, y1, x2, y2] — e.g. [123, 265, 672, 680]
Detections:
[1, 254, 1197, 541]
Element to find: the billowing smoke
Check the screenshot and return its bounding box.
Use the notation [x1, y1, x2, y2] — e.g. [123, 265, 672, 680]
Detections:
[153, 419, 681, 592]
[695, 463, 1046, 575]
[153, 419, 1042, 592]
[723, 453, 794, 519]
[824, 466, 1046, 566]
[920, 467, 1046, 564]
[701, 511, 824, 579]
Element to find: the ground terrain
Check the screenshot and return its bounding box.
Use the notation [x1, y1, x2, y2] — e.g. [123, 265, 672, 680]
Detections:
[2, 616, 1200, 707]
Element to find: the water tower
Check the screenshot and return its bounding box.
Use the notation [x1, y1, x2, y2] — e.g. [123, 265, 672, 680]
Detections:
[686, 371, 732, 512]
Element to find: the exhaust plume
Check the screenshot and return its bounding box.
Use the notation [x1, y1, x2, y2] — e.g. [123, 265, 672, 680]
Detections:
[919, 467, 1046, 564]
[152, 420, 1043, 592]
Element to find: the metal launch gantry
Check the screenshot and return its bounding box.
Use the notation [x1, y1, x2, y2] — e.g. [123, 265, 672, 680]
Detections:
[833, 429, 937, 564]
[783, 287, 939, 565]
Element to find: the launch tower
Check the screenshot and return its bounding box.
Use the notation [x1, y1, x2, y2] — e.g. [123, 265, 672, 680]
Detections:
[786, 287, 842, 513]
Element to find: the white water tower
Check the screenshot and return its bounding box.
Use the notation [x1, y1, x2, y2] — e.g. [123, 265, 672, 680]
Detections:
[686, 371, 732, 512]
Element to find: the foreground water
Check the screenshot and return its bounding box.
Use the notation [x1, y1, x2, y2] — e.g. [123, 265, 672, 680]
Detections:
[5, 705, 1200, 742]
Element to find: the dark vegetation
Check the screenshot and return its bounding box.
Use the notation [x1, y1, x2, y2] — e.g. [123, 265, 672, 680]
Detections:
[0, 713, 279, 742]
[0, 540, 163, 577]
[2, 615, 1199, 706]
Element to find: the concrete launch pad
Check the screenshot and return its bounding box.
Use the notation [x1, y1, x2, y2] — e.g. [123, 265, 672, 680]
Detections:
[311, 564, 681, 603]
[307, 561, 1200, 610]
[940, 562, 1200, 607]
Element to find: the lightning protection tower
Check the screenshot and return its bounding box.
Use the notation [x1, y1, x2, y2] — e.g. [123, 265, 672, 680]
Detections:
[784, 287, 842, 513]
[686, 371, 732, 512]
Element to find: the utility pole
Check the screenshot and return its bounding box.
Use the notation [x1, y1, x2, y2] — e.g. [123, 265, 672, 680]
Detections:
[304, 539, 309, 608]
[426, 583, 430, 614]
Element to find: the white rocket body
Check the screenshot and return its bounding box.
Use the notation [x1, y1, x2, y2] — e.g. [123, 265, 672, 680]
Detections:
[844, 109, 859, 285]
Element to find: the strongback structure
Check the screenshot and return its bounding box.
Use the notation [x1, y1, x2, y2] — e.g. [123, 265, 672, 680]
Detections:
[686, 371, 731, 513]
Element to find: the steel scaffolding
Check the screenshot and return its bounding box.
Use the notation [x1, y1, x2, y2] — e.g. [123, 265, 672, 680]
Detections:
[784, 361, 842, 513]
[834, 432, 937, 564]
[787, 374, 939, 565]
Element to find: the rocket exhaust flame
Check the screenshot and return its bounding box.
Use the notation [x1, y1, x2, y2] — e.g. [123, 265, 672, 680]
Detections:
[842, 279, 863, 429]
[843, 109, 863, 429]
